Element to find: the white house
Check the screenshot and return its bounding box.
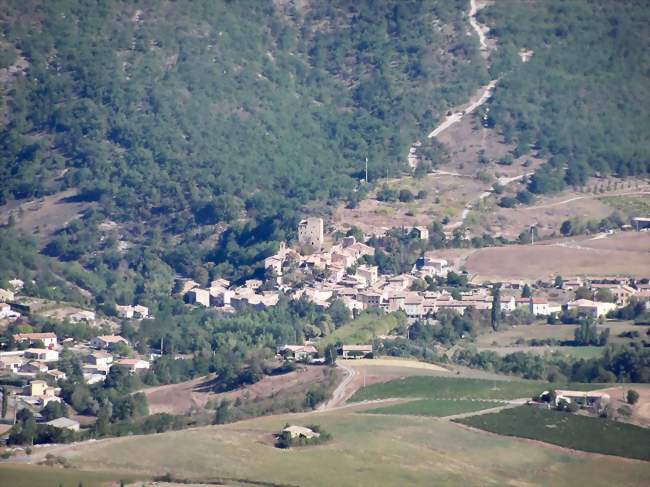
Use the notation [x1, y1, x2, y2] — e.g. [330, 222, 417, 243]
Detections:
[340, 344, 373, 359]
[24, 348, 59, 362]
[566, 299, 617, 318]
[530, 297, 550, 316]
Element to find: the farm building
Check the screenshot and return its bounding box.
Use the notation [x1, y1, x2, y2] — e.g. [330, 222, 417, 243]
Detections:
[282, 425, 320, 440]
[45, 417, 81, 431]
[340, 344, 373, 359]
[553, 390, 610, 410]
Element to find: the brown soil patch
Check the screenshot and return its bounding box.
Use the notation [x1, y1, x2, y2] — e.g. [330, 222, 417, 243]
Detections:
[0, 189, 92, 242]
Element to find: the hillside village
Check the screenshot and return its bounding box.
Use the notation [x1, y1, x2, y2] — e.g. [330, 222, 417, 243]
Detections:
[0, 215, 648, 443]
[178, 217, 650, 327]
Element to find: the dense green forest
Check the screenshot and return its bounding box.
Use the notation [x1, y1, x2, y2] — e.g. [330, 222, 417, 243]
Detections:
[0, 0, 485, 229]
[1, 0, 648, 284]
[479, 0, 650, 191]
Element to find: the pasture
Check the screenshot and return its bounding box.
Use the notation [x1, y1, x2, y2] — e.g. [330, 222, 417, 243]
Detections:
[457, 406, 650, 461]
[37, 409, 650, 486]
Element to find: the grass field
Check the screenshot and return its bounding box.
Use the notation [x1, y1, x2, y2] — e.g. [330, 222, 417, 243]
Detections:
[318, 312, 405, 348]
[601, 194, 650, 216]
[31, 409, 650, 486]
[365, 398, 503, 417]
[457, 406, 650, 461]
[476, 323, 649, 348]
[475, 345, 606, 359]
[0, 464, 143, 487]
[349, 376, 596, 402]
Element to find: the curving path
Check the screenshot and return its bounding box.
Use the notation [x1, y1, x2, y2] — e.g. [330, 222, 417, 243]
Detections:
[318, 361, 357, 411]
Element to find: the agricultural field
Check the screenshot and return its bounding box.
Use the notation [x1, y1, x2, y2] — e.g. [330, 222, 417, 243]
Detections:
[25, 409, 650, 487]
[365, 398, 504, 417]
[0, 464, 142, 487]
[457, 406, 650, 461]
[349, 376, 591, 402]
[475, 322, 650, 349]
[458, 232, 650, 282]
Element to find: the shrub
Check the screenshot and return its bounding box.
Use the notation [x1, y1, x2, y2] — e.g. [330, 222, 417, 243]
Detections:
[627, 389, 639, 405]
[398, 189, 414, 202]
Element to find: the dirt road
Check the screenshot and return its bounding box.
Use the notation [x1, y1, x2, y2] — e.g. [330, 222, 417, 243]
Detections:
[318, 361, 356, 410]
[524, 191, 650, 211]
[469, 0, 489, 50]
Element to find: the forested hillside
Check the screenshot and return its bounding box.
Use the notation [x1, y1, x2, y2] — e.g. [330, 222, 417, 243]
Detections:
[0, 0, 485, 222]
[479, 0, 650, 193]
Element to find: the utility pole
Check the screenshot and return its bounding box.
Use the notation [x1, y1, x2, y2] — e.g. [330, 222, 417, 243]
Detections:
[530, 225, 535, 245]
[365, 157, 369, 184]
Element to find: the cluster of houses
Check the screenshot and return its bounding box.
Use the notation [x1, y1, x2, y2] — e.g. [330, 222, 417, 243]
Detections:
[173, 218, 650, 329]
[0, 331, 150, 414]
[276, 343, 373, 363]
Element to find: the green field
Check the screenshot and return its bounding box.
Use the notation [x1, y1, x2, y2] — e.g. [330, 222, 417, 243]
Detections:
[350, 376, 596, 402]
[0, 464, 143, 487]
[319, 311, 406, 348]
[457, 406, 650, 461]
[601, 195, 650, 216]
[365, 399, 503, 417]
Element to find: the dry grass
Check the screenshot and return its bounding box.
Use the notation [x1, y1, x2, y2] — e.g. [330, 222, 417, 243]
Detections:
[461, 232, 650, 282]
[333, 174, 486, 235]
[475, 322, 650, 347]
[47, 408, 650, 486]
[144, 365, 332, 415]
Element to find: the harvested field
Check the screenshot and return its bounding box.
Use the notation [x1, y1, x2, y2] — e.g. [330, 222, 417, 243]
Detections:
[349, 357, 449, 372]
[461, 232, 650, 282]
